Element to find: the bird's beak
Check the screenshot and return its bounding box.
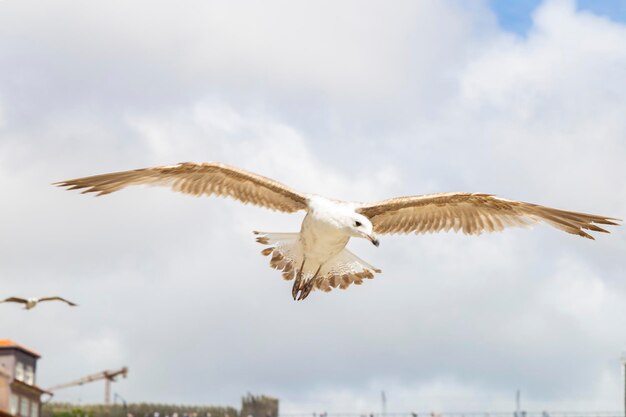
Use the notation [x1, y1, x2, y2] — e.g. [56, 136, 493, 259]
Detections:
[366, 233, 380, 247]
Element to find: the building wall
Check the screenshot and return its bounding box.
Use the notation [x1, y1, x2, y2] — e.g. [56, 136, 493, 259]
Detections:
[0, 349, 37, 387]
[12, 352, 36, 386]
[241, 395, 278, 417]
[0, 370, 10, 413]
[12, 352, 36, 374]
[11, 384, 40, 417]
[0, 354, 15, 381]
[0, 346, 41, 417]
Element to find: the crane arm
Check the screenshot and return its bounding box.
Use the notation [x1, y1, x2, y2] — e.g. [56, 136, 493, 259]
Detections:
[47, 367, 128, 391]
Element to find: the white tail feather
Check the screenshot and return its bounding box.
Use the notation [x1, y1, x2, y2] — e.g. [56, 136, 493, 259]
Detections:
[254, 231, 303, 281]
[254, 231, 381, 296]
[314, 248, 381, 292]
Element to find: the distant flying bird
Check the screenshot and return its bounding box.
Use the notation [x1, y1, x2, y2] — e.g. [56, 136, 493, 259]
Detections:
[1, 296, 78, 310]
[56, 162, 620, 300]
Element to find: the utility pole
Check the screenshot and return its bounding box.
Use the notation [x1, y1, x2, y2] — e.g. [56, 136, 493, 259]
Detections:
[114, 392, 128, 414]
[381, 391, 387, 417]
[621, 352, 626, 417]
[515, 389, 521, 417]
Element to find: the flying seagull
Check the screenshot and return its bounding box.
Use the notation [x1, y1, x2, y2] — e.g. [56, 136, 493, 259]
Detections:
[1, 296, 78, 310]
[56, 162, 620, 300]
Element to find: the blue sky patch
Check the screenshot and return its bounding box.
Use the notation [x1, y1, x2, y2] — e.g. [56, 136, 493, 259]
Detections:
[489, 0, 626, 36]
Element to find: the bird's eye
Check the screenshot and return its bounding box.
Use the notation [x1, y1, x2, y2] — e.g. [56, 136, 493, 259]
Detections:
[354, 221, 362, 227]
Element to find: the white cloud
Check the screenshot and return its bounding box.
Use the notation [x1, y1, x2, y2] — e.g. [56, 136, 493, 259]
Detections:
[454, 0, 626, 209]
[0, 0, 496, 118]
[127, 101, 401, 201]
[0, 100, 5, 129]
[541, 258, 607, 318]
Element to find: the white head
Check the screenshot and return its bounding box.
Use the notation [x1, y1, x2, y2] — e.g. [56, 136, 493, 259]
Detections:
[307, 196, 380, 246]
[344, 213, 379, 246]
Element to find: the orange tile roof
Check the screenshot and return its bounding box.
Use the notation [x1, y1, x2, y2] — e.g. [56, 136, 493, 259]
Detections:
[0, 339, 41, 358]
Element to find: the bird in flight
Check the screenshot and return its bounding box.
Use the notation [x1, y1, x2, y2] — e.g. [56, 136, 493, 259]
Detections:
[56, 162, 620, 300]
[2, 296, 78, 310]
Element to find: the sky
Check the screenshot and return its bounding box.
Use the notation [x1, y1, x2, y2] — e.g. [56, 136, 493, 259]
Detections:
[1, 0, 625, 413]
[489, 0, 626, 35]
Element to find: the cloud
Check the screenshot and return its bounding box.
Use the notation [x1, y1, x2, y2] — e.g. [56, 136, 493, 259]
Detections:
[0, 100, 5, 129]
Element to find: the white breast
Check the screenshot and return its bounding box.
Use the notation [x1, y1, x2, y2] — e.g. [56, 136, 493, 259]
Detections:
[300, 195, 354, 264]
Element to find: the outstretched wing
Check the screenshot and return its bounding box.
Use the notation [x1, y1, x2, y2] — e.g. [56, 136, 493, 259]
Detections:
[357, 192, 620, 240]
[55, 162, 309, 213]
[38, 296, 78, 306]
[1, 297, 27, 304]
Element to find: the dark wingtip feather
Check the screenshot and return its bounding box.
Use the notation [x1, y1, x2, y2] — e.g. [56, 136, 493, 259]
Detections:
[585, 224, 610, 233]
[579, 230, 595, 240]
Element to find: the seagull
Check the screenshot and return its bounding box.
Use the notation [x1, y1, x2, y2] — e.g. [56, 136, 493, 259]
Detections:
[56, 162, 620, 300]
[1, 296, 78, 310]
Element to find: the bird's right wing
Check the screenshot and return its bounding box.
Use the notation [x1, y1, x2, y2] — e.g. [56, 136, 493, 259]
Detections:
[357, 192, 620, 239]
[55, 162, 309, 213]
[38, 296, 78, 306]
[1, 297, 27, 304]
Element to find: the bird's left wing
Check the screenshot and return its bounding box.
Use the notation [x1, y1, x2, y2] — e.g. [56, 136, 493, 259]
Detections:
[56, 162, 309, 213]
[357, 192, 620, 239]
[1, 297, 27, 304]
[38, 296, 78, 306]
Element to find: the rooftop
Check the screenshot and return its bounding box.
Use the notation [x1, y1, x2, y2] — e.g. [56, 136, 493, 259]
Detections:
[0, 339, 41, 359]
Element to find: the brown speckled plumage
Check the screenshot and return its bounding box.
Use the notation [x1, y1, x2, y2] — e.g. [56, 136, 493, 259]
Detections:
[55, 162, 308, 213]
[358, 192, 619, 240]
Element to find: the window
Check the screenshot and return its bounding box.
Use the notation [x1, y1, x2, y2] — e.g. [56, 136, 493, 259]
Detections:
[25, 365, 34, 385]
[15, 362, 24, 381]
[30, 400, 39, 417]
[20, 396, 29, 417]
[9, 393, 18, 415]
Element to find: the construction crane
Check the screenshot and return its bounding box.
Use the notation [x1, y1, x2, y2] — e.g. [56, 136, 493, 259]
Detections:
[47, 366, 128, 406]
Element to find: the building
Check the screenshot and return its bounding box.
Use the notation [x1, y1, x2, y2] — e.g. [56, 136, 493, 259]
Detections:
[0, 340, 49, 417]
[241, 394, 278, 417]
